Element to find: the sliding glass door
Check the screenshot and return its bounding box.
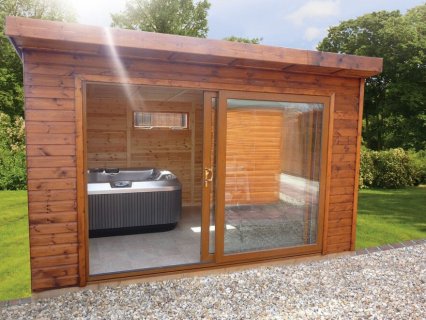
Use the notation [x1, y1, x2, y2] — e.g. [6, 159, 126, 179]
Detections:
[216, 91, 330, 261]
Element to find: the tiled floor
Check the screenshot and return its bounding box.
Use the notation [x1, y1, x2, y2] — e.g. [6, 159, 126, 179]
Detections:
[224, 202, 315, 254]
[89, 189, 320, 275]
[89, 207, 202, 275]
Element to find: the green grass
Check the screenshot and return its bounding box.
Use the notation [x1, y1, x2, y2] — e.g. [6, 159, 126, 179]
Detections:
[0, 191, 30, 301]
[356, 186, 426, 249]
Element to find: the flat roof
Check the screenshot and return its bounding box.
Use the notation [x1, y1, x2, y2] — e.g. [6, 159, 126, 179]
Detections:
[5, 16, 382, 78]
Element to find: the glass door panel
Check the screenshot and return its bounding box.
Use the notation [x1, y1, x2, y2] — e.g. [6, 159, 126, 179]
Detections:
[219, 95, 326, 256]
[209, 97, 217, 255]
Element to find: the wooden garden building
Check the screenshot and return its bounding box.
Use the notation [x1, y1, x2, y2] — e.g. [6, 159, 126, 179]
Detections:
[5, 16, 383, 292]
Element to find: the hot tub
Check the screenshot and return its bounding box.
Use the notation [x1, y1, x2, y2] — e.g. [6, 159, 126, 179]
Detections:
[87, 168, 182, 238]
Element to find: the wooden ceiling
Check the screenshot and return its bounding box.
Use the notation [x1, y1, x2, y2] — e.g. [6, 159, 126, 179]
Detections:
[6, 16, 383, 78]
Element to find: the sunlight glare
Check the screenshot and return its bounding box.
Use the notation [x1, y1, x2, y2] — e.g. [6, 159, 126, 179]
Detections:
[103, 27, 139, 110]
[191, 225, 236, 233]
[68, 0, 125, 24]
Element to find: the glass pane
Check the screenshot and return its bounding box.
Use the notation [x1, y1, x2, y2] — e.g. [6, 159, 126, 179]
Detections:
[209, 97, 217, 254]
[133, 111, 188, 129]
[224, 99, 323, 254]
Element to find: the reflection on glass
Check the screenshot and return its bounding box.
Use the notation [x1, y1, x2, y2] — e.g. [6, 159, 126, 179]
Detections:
[209, 97, 217, 254]
[224, 99, 323, 254]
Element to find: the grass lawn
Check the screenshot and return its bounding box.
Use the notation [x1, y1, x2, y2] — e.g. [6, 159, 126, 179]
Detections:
[0, 191, 30, 301]
[356, 186, 426, 249]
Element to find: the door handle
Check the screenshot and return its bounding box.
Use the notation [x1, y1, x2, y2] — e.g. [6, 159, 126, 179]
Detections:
[204, 168, 213, 187]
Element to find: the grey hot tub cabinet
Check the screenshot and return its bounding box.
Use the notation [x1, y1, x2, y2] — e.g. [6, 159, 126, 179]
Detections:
[87, 168, 182, 238]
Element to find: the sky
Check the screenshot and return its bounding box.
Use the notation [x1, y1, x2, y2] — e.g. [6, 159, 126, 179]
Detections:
[70, 0, 425, 50]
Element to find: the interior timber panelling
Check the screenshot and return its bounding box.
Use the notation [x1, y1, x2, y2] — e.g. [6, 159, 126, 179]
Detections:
[85, 84, 203, 206]
[226, 109, 282, 204]
[281, 110, 323, 179]
[23, 48, 361, 291]
[86, 87, 127, 168]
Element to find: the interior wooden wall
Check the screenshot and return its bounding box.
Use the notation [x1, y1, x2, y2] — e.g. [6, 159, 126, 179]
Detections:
[23, 48, 361, 291]
[281, 110, 323, 179]
[86, 86, 127, 168]
[86, 84, 203, 206]
[225, 109, 282, 205]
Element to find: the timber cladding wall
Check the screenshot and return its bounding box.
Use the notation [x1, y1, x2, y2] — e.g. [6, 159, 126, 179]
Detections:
[23, 48, 360, 291]
[225, 109, 282, 205]
[281, 110, 323, 179]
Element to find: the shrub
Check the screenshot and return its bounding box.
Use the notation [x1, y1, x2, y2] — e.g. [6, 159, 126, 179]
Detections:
[0, 112, 27, 190]
[359, 147, 425, 189]
[408, 150, 426, 185]
[359, 146, 375, 188]
[373, 148, 414, 188]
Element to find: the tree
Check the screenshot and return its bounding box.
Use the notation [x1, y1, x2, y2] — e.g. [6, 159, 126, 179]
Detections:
[111, 0, 211, 38]
[318, 4, 426, 151]
[0, 0, 75, 117]
[0, 112, 26, 190]
[223, 36, 263, 44]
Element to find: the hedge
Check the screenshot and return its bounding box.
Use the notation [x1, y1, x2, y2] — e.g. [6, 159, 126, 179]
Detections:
[359, 147, 426, 189]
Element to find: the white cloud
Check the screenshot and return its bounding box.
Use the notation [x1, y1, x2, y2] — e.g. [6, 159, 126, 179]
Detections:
[304, 26, 323, 41]
[287, 0, 341, 26]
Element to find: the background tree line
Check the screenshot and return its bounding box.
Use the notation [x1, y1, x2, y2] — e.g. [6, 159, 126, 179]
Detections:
[318, 5, 425, 151]
[0, 0, 425, 189]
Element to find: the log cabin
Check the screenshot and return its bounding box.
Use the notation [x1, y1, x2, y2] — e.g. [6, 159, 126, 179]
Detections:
[5, 16, 383, 292]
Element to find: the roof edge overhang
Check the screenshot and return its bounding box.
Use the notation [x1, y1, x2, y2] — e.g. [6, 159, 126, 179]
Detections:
[5, 16, 383, 78]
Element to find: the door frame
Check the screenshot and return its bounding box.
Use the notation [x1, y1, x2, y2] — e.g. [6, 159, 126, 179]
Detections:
[76, 75, 222, 285]
[214, 90, 332, 263]
[200, 91, 217, 262]
[75, 74, 334, 286]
